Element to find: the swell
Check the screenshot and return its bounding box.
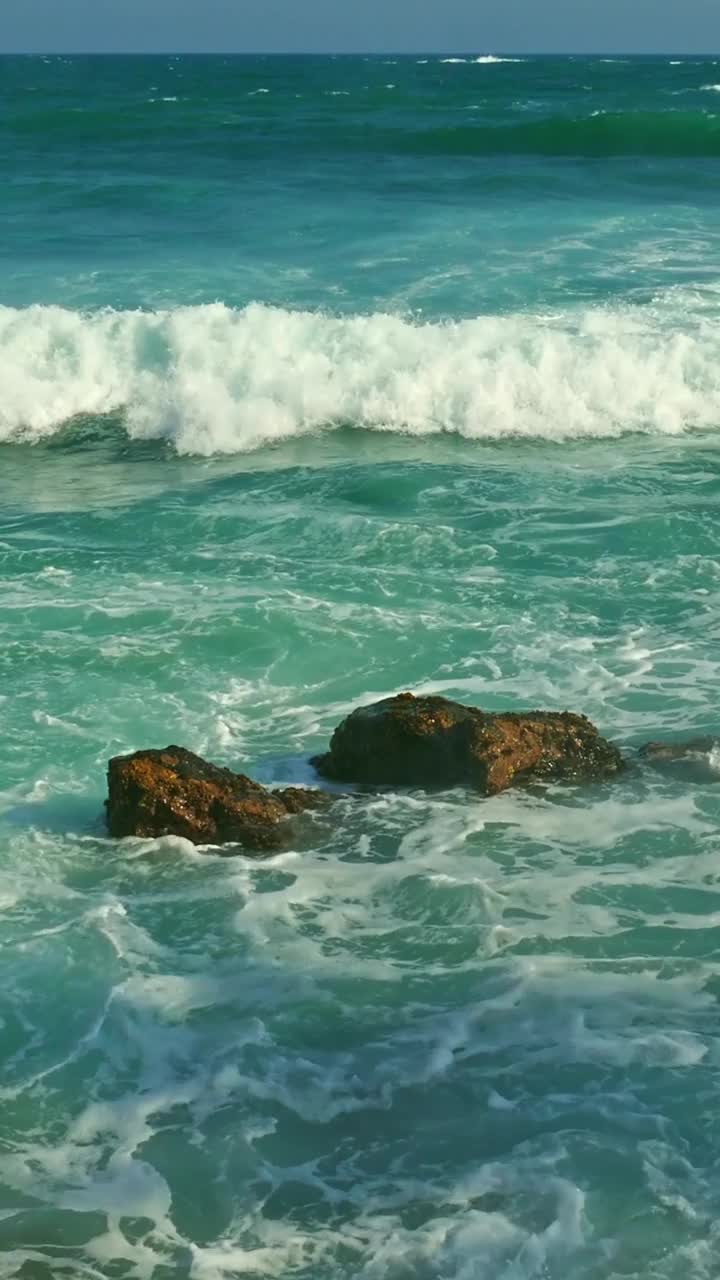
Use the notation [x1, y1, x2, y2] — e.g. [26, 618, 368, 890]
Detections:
[1, 300, 719, 455]
[8, 106, 720, 159]
[391, 110, 720, 158]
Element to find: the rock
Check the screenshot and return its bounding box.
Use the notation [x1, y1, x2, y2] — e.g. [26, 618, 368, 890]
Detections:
[640, 738, 718, 763]
[107, 745, 324, 851]
[313, 692, 624, 794]
[639, 738, 720, 780]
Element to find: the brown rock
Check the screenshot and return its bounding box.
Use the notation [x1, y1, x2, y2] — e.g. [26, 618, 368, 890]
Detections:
[312, 692, 624, 794]
[107, 745, 323, 851]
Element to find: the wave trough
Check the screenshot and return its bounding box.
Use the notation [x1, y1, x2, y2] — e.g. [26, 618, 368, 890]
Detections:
[1, 300, 719, 455]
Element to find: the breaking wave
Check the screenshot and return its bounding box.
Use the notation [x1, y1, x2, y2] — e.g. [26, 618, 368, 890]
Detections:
[1, 299, 719, 455]
[439, 55, 525, 64]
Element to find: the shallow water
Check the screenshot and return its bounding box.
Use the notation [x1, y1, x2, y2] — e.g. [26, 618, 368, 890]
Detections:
[2, 53, 720, 1280]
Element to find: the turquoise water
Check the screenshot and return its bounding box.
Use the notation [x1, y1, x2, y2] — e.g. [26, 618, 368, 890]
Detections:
[3, 53, 720, 1279]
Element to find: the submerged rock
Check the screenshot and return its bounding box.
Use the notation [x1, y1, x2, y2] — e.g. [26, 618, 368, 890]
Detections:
[313, 692, 624, 794]
[640, 738, 718, 763]
[640, 738, 720, 780]
[107, 745, 323, 851]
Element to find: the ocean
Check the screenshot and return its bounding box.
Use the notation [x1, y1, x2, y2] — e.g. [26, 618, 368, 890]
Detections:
[2, 51, 720, 1279]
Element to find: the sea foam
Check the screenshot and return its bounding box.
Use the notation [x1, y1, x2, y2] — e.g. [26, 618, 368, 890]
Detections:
[0, 300, 719, 455]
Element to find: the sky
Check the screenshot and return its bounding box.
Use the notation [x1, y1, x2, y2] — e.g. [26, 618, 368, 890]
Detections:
[1, 0, 719, 55]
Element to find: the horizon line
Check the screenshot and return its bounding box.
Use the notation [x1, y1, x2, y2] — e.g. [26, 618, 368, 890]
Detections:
[0, 49, 717, 58]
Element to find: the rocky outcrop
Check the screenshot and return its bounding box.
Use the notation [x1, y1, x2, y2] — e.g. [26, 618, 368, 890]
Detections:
[107, 745, 323, 851]
[313, 692, 624, 794]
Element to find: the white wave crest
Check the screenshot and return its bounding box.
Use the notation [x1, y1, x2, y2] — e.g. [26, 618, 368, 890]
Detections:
[1, 300, 720, 455]
[438, 55, 527, 65]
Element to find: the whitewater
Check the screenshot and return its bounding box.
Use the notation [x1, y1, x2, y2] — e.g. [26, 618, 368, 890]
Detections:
[3, 52, 720, 1280]
[3, 297, 720, 450]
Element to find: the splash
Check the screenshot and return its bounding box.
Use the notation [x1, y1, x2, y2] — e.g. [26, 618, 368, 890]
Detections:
[1, 299, 719, 455]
